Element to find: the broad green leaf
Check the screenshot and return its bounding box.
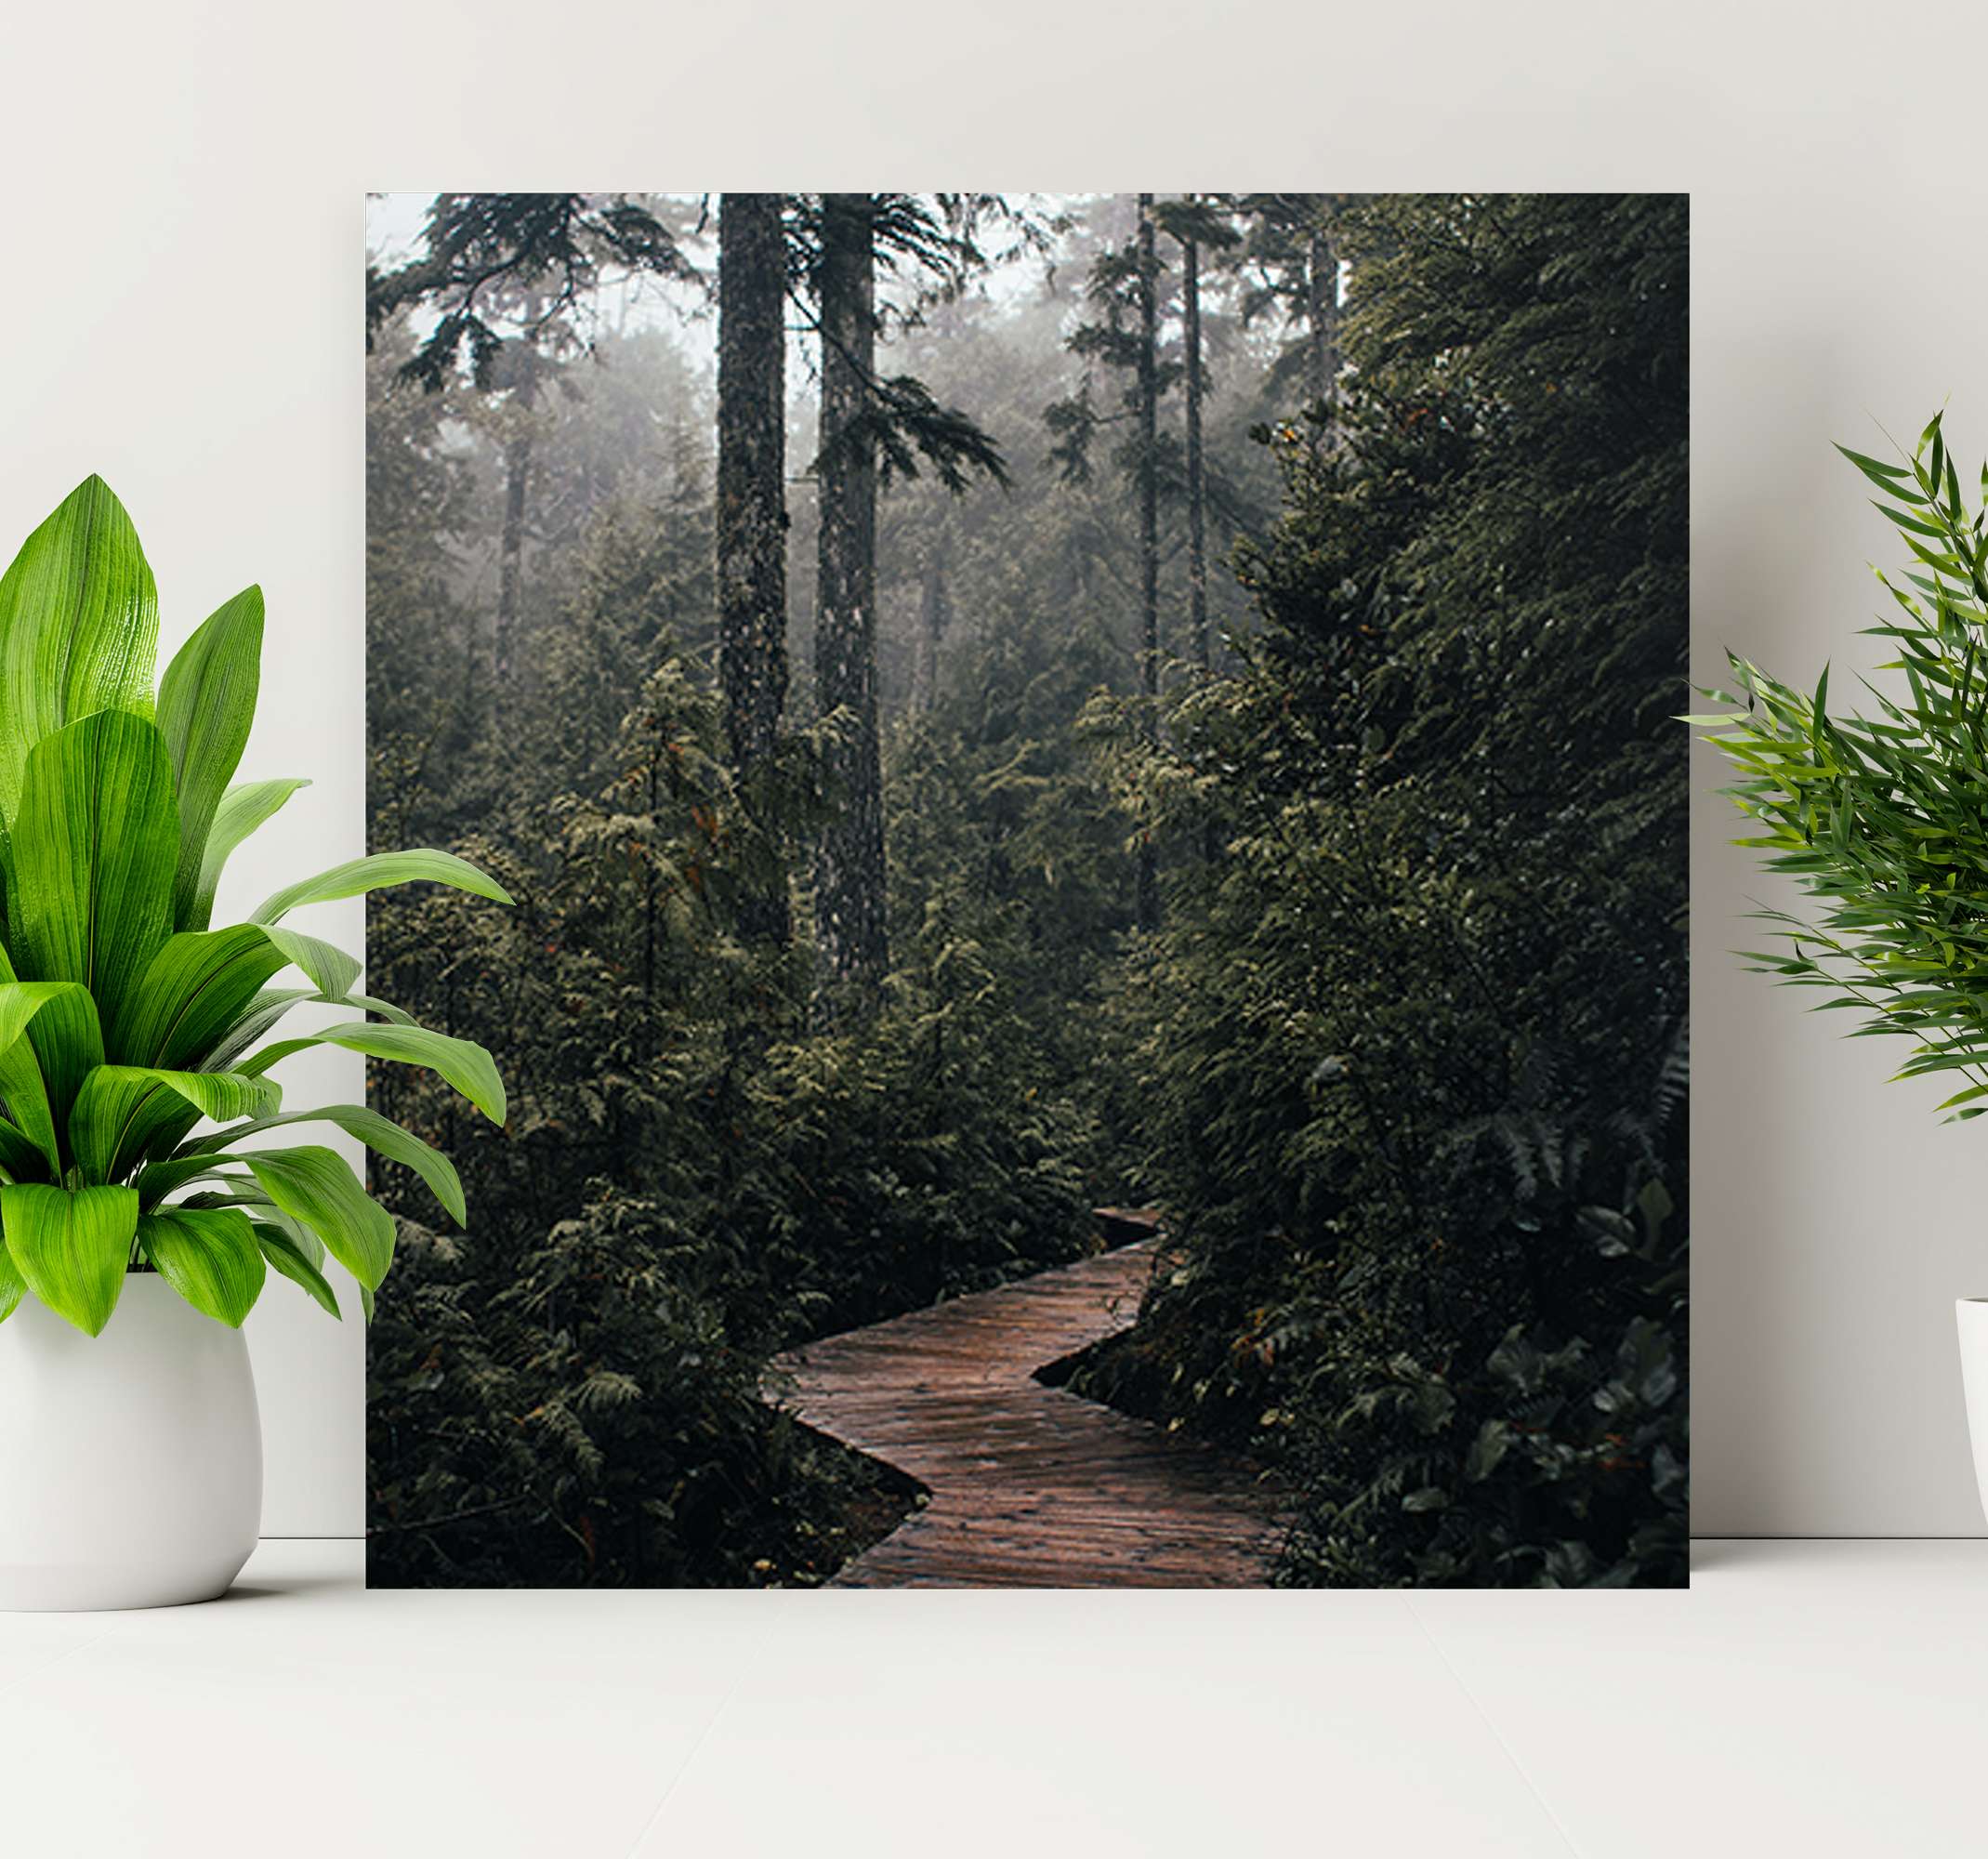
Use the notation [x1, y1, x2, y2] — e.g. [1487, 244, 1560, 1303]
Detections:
[0, 477, 158, 824]
[190, 777, 308, 932]
[197, 986, 313, 1074]
[133, 1151, 229, 1207]
[0, 1240, 21, 1324]
[157, 586, 262, 930]
[242, 1146, 394, 1290]
[0, 1116, 46, 1185]
[1, 1183, 139, 1336]
[183, 1101, 465, 1224]
[137, 1206, 264, 1327]
[0, 956, 101, 1174]
[260, 926, 362, 1000]
[175, 1183, 272, 1216]
[112, 925, 287, 1069]
[8, 710, 178, 1037]
[187, 983, 405, 1084]
[0, 978, 74, 1062]
[70, 1065, 281, 1184]
[336, 991, 415, 1026]
[249, 849, 512, 926]
[253, 1221, 339, 1319]
[244, 1199, 322, 1268]
[250, 1020, 506, 1125]
[195, 987, 414, 1076]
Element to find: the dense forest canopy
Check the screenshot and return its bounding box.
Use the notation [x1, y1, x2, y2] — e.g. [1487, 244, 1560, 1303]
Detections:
[364, 191, 1687, 1588]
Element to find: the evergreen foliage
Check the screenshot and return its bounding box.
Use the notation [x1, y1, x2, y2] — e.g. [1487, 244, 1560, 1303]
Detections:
[1073, 193, 1689, 1585]
[364, 191, 1688, 1587]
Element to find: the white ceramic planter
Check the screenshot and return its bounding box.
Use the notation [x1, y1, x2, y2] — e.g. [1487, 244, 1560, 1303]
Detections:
[1957, 1299, 1988, 1527]
[0, 1274, 262, 1611]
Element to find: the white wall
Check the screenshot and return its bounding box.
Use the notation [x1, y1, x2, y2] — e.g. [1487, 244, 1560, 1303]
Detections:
[1689, 201, 1988, 1536]
[1, 154, 370, 1537]
[7, 0, 1987, 1539]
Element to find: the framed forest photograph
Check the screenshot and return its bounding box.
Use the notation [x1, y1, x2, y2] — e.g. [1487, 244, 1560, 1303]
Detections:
[362, 191, 1689, 1589]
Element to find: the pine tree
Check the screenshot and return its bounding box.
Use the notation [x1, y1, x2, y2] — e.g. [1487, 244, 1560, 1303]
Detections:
[1133, 193, 1161, 930]
[913, 525, 951, 713]
[1233, 193, 1357, 433]
[1047, 196, 1179, 927]
[1119, 191, 1689, 1587]
[796, 194, 1020, 1004]
[489, 322, 546, 687]
[1305, 218, 1336, 423]
[1182, 227, 1207, 675]
[1152, 197, 1241, 677]
[813, 194, 889, 998]
[367, 194, 692, 690]
[716, 191, 793, 946]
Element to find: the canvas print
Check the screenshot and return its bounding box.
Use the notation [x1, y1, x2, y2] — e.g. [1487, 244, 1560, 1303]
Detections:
[362, 192, 1688, 1588]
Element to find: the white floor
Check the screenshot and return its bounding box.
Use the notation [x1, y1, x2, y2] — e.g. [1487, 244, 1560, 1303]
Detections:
[0, 1539, 1974, 1856]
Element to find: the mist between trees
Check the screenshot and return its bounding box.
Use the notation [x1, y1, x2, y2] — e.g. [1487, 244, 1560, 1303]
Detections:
[362, 192, 1687, 1589]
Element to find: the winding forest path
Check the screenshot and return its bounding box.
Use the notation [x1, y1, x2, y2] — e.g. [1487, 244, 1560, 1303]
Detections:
[770, 1215, 1283, 1587]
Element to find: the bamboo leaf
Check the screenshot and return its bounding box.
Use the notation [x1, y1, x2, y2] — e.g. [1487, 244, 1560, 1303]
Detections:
[1836, 442, 1912, 481]
[1875, 501, 1946, 539]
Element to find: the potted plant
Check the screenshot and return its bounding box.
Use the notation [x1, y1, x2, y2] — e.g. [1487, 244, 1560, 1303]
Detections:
[1693, 411, 1988, 1522]
[0, 477, 507, 1610]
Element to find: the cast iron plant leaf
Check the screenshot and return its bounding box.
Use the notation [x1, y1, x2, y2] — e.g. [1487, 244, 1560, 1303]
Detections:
[0, 476, 510, 1334]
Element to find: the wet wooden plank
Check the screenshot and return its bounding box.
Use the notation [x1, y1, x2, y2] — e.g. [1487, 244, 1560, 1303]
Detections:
[766, 1233, 1282, 1588]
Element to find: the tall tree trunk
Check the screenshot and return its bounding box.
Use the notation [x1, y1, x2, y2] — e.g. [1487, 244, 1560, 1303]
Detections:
[492, 306, 545, 690]
[716, 191, 791, 945]
[916, 534, 950, 714]
[813, 191, 888, 1001]
[1183, 224, 1218, 866]
[1307, 211, 1338, 438]
[494, 425, 532, 687]
[1135, 192, 1161, 932]
[1183, 231, 1208, 676]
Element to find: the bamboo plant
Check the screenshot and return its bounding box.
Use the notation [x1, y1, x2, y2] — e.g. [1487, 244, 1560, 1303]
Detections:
[0, 477, 507, 1336]
[1693, 412, 1988, 1121]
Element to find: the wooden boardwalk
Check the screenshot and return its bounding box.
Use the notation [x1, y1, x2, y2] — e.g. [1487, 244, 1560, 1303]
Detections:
[770, 1222, 1283, 1588]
